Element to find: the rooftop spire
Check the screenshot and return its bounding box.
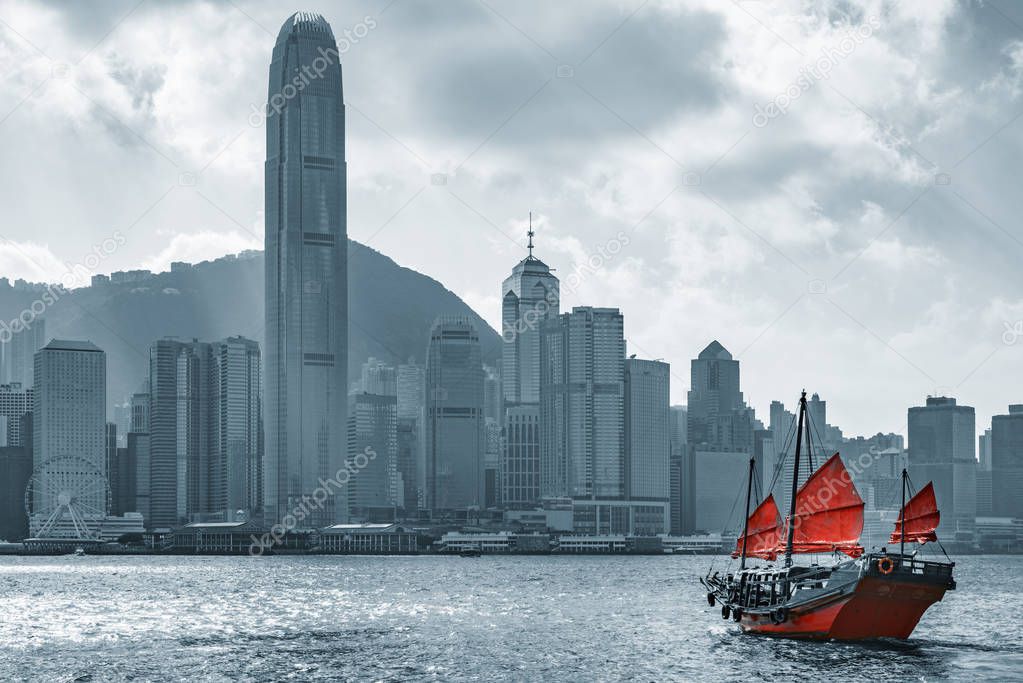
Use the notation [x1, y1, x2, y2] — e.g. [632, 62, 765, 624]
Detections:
[527, 211, 535, 258]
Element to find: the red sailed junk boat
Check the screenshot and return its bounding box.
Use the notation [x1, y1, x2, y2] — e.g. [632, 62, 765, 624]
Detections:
[701, 391, 956, 640]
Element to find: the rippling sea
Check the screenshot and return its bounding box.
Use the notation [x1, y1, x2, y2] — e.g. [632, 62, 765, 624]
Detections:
[1, 554, 1020, 681]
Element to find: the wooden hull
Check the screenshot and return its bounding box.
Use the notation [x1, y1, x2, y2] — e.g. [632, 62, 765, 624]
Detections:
[739, 574, 950, 640]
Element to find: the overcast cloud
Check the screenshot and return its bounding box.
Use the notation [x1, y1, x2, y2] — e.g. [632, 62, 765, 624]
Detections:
[1, 0, 1021, 439]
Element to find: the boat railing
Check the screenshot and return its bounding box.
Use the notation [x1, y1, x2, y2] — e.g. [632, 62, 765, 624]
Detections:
[864, 552, 955, 581]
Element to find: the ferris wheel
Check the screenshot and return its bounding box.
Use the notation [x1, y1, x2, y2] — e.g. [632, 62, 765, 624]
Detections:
[24, 455, 110, 540]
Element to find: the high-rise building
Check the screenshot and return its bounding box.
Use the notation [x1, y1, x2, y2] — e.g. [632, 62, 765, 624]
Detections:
[346, 391, 398, 519]
[502, 405, 540, 508]
[991, 405, 1023, 519]
[130, 391, 150, 433]
[264, 12, 348, 529]
[625, 358, 670, 502]
[128, 391, 150, 522]
[501, 233, 558, 510]
[0, 446, 31, 541]
[360, 358, 397, 396]
[484, 418, 501, 508]
[0, 383, 32, 446]
[396, 362, 425, 420]
[396, 361, 425, 514]
[687, 341, 754, 453]
[146, 337, 262, 528]
[213, 337, 262, 523]
[2, 316, 46, 387]
[624, 358, 670, 534]
[907, 397, 976, 541]
[540, 307, 626, 500]
[502, 235, 560, 405]
[105, 422, 119, 514]
[425, 317, 485, 513]
[110, 444, 137, 517]
[32, 340, 107, 531]
[978, 428, 992, 472]
[148, 339, 213, 527]
[483, 365, 503, 426]
[396, 417, 420, 514]
[668, 405, 688, 534]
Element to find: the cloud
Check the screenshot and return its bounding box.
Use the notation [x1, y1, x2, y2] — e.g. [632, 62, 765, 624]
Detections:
[1, 0, 1022, 438]
[0, 240, 66, 282]
[142, 230, 261, 273]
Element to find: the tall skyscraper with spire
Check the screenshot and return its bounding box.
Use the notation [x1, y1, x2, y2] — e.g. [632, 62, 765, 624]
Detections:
[264, 12, 348, 527]
[501, 218, 559, 508]
[502, 217, 559, 405]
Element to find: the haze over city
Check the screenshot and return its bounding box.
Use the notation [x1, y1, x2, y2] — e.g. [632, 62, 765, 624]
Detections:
[2, 0, 1021, 438]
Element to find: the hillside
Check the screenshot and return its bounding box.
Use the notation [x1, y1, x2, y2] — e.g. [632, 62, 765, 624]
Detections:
[0, 241, 500, 407]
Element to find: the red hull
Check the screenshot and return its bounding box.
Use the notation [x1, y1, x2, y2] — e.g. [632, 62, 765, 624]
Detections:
[739, 575, 949, 640]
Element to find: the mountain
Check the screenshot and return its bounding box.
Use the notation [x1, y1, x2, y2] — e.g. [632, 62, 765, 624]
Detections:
[0, 241, 501, 408]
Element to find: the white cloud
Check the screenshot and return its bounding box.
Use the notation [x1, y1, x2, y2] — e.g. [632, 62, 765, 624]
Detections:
[142, 230, 261, 273]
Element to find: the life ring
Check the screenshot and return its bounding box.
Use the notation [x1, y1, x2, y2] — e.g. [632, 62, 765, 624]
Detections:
[877, 557, 895, 575]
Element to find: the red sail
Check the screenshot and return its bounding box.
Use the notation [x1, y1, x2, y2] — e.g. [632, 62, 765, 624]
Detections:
[732, 494, 781, 561]
[889, 482, 940, 544]
[776, 453, 865, 558]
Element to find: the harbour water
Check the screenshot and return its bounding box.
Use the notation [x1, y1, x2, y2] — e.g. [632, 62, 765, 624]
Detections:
[1, 554, 1020, 681]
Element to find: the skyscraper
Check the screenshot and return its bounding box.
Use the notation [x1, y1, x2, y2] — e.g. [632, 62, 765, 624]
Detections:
[991, 405, 1023, 519]
[360, 358, 397, 396]
[625, 358, 670, 501]
[2, 316, 46, 387]
[907, 396, 976, 541]
[502, 405, 540, 508]
[0, 383, 32, 446]
[668, 405, 688, 534]
[625, 358, 670, 534]
[128, 391, 150, 522]
[346, 391, 398, 519]
[501, 231, 558, 510]
[540, 307, 626, 500]
[501, 232, 560, 405]
[32, 340, 107, 532]
[146, 337, 262, 528]
[483, 364, 503, 425]
[0, 445, 31, 541]
[397, 361, 425, 514]
[686, 341, 754, 453]
[425, 317, 484, 513]
[148, 339, 213, 527]
[213, 337, 262, 523]
[265, 12, 348, 528]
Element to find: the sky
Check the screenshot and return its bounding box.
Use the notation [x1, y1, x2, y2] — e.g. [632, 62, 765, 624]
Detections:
[0, 0, 1021, 440]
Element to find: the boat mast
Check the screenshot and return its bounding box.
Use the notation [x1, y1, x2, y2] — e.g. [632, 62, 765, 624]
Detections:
[740, 455, 755, 570]
[900, 467, 907, 556]
[784, 391, 807, 568]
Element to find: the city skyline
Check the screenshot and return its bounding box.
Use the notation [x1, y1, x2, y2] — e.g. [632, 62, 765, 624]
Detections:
[2, 6, 1022, 679]
[0, 1, 1021, 439]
